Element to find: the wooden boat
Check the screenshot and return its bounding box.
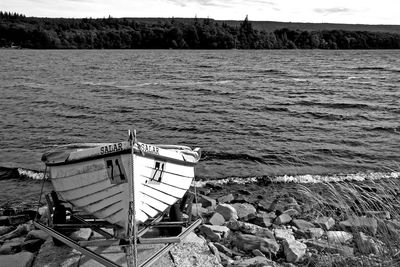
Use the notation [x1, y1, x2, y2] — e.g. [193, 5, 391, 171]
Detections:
[41, 137, 201, 237]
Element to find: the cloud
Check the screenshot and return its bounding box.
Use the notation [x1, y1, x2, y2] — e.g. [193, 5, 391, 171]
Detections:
[314, 7, 352, 14]
[165, 0, 222, 7]
[165, 0, 276, 8]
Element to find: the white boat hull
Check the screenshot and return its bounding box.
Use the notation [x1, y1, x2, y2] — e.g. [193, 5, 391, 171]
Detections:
[43, 141, 200, 235]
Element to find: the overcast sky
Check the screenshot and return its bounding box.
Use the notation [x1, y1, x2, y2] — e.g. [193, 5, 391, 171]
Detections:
[1, 0, 399, 25]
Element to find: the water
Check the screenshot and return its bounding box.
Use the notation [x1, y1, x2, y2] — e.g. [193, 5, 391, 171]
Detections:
[0, 50, 399, 187]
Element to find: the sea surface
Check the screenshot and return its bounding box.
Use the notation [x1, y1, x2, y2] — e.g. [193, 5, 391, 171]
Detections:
[0, 49, 399, 205]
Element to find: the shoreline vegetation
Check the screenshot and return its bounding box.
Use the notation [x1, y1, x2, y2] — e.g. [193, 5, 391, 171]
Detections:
[1, 12, 400, 49]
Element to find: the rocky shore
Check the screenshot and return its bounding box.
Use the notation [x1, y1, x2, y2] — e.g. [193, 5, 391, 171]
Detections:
[1, 177, 400, 266]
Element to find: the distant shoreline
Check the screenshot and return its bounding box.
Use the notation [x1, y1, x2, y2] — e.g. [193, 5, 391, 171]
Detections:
[1, 12, 400, 49]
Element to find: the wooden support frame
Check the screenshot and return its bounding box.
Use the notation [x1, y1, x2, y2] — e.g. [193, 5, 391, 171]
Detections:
[34, 218, 202, 267]
[36, 192, 201, 267]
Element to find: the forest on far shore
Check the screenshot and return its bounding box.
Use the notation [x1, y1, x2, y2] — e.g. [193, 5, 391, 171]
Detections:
[1, 12, 400, 49]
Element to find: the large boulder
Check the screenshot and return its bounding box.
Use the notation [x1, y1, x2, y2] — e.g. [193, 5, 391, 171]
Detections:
[283, 239, 307, 263]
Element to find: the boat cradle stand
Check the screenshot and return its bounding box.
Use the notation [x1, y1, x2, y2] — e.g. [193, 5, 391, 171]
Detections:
[33, 191, 201, 267]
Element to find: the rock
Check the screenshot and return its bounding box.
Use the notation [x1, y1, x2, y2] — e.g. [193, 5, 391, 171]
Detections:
[170, 242, 222, 267]
[231, 256, 277, 267]
[217, 194, 234, 203]
[199, 225, 221, 242]
[326, 231, 353, 244]
[314, 217, 335, 230]
[251, 213, 274, 228]
[306, 240, 354, 257]
[0, 224, 28, 241]
[354, 232, 383, 255]
[208, 212, 225, 226]
[197, 194, 217, 209]
[339, 216, 378, 235]
[20, 239, 45, 253]
[0, 226, 14, 236]
[225, 220, 274, 239]
[283, 208, 299, 217]
[0, 241, 21, 254]
[207, 242, 221, 263]
[233, 194, 252, 203]
[182, 232, 206, 244]
[213, 242, 242, 257]
[306, 228, 324, 239]
[274, 213, 292, 225]
[0, 251, 34, 267]
[197, 187, 211, 195]
[257, 200, 274, 211]
[234, 233, 280, 255]
[205, 225, 230, 238]
[274, 228, 295, 242]
[292, 219, 315, 231]
[283, 239, 307, 263]
[215, 204, 238, 221]
[231, 203, 256, 221]
[25, 230, 50, 241]
[69, 228, 92, 241]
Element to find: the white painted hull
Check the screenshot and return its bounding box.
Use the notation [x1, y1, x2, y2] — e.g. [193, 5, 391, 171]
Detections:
[43, 141, 200, 236]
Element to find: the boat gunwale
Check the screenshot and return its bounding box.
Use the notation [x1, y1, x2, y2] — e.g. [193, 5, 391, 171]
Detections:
[44, 148, 198, 167]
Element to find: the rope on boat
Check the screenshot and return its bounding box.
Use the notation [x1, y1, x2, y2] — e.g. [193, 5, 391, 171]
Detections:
[127, 130, 138, 267]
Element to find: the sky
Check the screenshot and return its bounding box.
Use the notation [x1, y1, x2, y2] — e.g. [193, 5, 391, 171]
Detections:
[1, 0, 399, 25]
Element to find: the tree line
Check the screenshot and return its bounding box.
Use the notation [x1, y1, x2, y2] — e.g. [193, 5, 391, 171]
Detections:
[1, 12, 400, 49]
